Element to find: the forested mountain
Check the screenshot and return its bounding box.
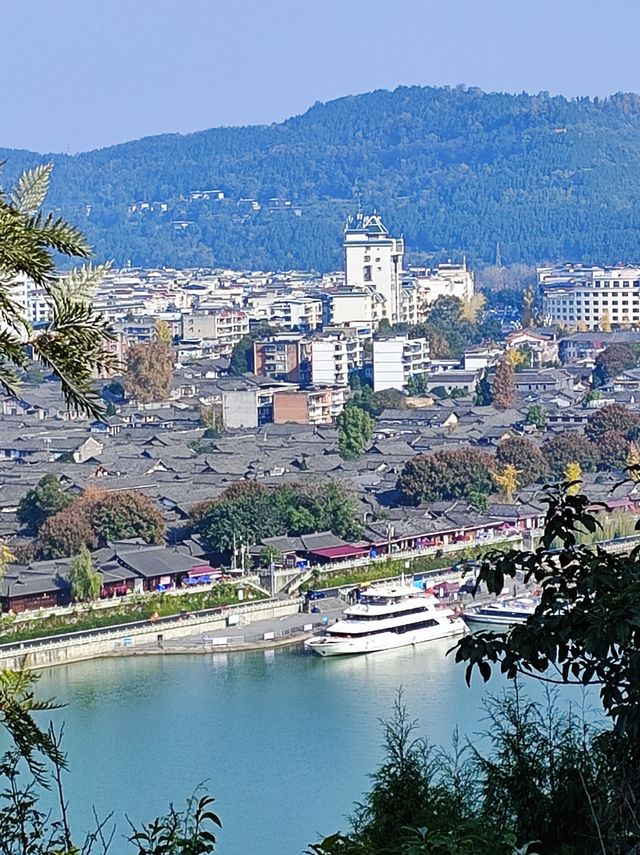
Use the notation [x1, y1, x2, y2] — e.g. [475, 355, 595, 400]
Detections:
[4, 85, 640, 270]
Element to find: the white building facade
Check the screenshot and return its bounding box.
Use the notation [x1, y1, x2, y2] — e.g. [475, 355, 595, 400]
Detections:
[344, 214, 404, 326]
[372, 336, 430, 393]
[539, 265, 640, 329]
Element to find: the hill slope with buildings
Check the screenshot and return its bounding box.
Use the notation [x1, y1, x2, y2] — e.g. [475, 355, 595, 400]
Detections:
[4, 85, 640, 269]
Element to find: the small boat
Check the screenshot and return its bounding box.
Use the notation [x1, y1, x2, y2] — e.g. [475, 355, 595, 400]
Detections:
[304, 584, 467, 657]
[462, 595, 540, 626]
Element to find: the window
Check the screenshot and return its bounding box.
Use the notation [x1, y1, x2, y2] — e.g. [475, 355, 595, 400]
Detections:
[363, 265, 372, 282]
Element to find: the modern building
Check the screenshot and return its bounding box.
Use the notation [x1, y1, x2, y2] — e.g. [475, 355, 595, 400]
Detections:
[343, 213, 404, 326]
[404, 262, 475, 324]
[539, 265, 640, 329]
[181, 310, 249, 350]
[253, 335, 309, 384]
[372, 336, 430, 393]
[272, 386, 348, 425]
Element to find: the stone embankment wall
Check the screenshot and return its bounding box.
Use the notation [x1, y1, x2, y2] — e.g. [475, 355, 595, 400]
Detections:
[0, 599, 302, 671]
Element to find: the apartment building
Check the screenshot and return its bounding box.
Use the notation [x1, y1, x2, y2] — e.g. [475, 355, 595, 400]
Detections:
[269, 297, 323, 331]
[399, 262, 476, 326]
[343, 213, 404, 326]
[272, 386, 348, 426]
[253, 335, 310, 384]
[539, 265, 640, 329]
[180, 310, 249, 349]
[372, 336, 430, 393]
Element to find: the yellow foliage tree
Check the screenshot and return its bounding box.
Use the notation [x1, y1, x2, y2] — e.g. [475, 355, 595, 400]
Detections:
[507, 348, 525, 368]
[493, 464, 520, 503]
[600, 310, 612, 333]
[461, 293, 486, 324]
[627, 442, 640, 482]
[155, 319, 173, 343]
[564, 461, 582, 495]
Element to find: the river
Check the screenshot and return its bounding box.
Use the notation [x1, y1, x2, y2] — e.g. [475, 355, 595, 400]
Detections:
[35, 642, 591, 855]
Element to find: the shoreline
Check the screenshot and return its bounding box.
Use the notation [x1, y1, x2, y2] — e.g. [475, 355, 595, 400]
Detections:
[93, 631, 311, 662]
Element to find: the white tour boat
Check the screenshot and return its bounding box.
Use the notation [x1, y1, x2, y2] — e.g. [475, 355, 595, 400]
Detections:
[462, 595, 540, 626]
[304, 584, 467, 657]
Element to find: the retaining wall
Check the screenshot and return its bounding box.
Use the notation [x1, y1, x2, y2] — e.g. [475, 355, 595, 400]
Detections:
[0, 599, 302, 671]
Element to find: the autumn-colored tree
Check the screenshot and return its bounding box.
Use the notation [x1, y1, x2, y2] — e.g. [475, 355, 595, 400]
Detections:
[627, 442, 640, 482]
[397, 449, 496, 504]
[542, 431, 600, 478]
[585, 403, 640, 443]
[155, 319, 173, 343]
[600, 309, 612, 333]
[493, 464, 519, 503]
[598, 430, 631, 471]
[491, 357, 516, 410]
[125, 337, 174, 403]
[461, 292, 486, 323]
[36, 489, 164, 558]
[564, 461, 582, 495]
[37, 507, 97, 559]
[496, 436, 548, 485]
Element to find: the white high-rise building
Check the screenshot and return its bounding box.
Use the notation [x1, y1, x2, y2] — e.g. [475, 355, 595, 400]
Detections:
[373, 335, 430, 393]
[344, 214, 404, 326]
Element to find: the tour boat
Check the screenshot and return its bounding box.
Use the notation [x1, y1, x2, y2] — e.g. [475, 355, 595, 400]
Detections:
[462, 595, 540, 626]
[304, 584, 467, 657]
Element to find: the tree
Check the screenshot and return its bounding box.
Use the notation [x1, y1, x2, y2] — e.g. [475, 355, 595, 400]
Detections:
[36, 507, 97, 559]
[16, 475, 73, 535]
[337, 403, 374, 459]
[491, 357, 516, 410]
[592, 343, 638, 386]
[68, 545, 102, 602]
[525, 404, 546, 430]
[599, 309, 612, 332]
[493, 464, 519, 503]
[454, 481, 640, 751]
[36, 490, 164, 559]
[496, 436, 548, 485]
[0, 164, 118, 417]
[259, 546, 281, 567]
[397, 449, 495, 505]
[230, 324, 277, 374]
[473, 370, 492, 406]
[585, 403, 640, 442]
[125, 337, 174, 403]
[405, 374, 429, 396]
[627, 442, 640, 481]
[155, 319, 173, 343]
[542, 431, 600, 477]
[564, 461, 582, 494]
[597, 430, 630, 470]
[90, 490, 165, 544]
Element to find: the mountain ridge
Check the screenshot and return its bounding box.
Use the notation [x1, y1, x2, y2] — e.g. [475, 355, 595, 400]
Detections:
[3, 84, 640, 270]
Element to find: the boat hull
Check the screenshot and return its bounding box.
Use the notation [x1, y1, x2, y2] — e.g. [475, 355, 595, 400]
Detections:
[305, 619, 467, 657]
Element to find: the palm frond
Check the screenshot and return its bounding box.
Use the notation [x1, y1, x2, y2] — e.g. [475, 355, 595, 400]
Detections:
[50, 261, 110, 303]
[9, 163, 52, 214]
[30, 211, 91, 259]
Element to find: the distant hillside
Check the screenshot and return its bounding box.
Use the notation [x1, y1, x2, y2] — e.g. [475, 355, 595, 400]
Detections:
[4, 85, 640, 271]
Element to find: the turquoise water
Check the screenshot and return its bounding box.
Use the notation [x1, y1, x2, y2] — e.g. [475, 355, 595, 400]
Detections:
[36, 643, 590, 855]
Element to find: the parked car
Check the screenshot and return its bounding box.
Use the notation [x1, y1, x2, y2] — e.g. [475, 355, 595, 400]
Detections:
[306, 590, 327, 601]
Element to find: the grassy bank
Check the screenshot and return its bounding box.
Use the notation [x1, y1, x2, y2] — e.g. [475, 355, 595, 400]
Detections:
[303, 540, 518, 592]
[0, 585, 267, 646]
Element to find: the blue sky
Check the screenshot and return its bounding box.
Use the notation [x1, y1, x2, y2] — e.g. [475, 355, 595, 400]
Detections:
[4, 0, 640, 153]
